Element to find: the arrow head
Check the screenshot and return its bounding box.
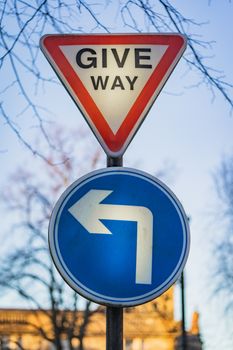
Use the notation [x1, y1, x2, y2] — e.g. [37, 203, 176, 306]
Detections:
[68, 189, 113, 234]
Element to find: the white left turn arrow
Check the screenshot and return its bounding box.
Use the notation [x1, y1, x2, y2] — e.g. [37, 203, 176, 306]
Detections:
[68, 189, 153, 285]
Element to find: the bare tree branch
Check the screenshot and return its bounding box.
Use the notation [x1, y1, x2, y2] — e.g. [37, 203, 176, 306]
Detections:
[0, 0, 232, 155]
[121, 0, 233, 107]
[213, 155, 233, 312]
[0, 127, 103, 349]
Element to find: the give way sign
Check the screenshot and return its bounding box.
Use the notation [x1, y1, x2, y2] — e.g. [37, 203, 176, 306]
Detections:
[40, 34, 186, 157]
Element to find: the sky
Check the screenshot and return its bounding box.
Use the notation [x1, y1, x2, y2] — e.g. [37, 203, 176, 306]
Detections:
[1, 1, 233, 349]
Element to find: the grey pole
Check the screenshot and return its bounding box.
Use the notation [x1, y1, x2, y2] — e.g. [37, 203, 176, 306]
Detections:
[107, 156, 123, 167]
[106, 307, 123, 350]
[180, 216, 190, 350]
[181, 271, 187, 350]
[106, 155, 123, 350]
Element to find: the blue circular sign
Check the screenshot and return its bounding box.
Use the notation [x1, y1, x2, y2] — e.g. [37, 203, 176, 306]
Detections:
[49, 167, 190, 307]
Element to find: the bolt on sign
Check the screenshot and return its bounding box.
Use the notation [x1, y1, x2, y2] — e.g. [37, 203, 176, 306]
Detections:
[40, 34, 186, 156]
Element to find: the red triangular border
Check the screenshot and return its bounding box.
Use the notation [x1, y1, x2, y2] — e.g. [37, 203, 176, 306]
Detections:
[40, 34, 186, 156]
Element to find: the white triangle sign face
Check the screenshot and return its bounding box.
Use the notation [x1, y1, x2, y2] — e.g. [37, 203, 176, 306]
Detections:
[40, 34, 186, 157]
[59, 44, 168, 135]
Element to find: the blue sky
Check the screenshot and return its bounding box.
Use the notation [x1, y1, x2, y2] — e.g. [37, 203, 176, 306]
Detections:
[1, 1, 233, 349]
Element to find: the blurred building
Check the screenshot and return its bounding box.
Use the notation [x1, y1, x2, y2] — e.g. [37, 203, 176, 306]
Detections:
[0, 287, 202, 350]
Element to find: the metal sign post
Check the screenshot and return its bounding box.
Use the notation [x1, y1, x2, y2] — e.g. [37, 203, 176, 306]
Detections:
[106, 155, 123, 350]
[42, 33, 189, 350]
[48, 164, 190, 350]
[106, 307, 123, 350]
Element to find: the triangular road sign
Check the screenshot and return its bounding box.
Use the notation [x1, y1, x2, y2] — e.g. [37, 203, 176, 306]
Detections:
[40, 34, 186, 157]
